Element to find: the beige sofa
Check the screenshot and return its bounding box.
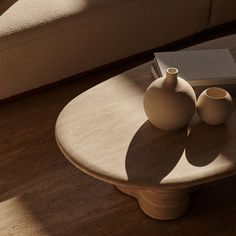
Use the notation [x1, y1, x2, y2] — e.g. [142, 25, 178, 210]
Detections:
[0, 0, 236, 100]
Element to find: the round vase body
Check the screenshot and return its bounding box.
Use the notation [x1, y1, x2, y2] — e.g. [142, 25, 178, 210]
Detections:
[143, 68, 196, 131]
[197, 87, 233, 125]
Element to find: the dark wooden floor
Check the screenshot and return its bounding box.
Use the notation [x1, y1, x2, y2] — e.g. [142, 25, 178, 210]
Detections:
[1, 24, 236, 235]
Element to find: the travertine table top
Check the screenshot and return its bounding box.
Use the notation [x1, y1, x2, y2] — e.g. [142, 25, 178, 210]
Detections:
[55, 35, 236, 189]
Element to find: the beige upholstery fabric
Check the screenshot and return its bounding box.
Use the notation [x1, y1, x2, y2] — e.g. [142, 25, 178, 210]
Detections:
[0, 0, 211, 99]
[208, 0, 236, 27]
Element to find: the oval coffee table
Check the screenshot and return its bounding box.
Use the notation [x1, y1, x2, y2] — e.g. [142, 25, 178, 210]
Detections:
[55, 35, 236, 220]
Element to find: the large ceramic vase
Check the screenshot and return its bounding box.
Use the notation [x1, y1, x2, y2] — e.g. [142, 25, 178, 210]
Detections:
[197, 87, 233, 125]
[143, 67, 196, 131]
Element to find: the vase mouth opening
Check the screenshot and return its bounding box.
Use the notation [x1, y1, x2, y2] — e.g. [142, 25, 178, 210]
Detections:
[206, 87, 227, 99]
[167, 67, 178, 75]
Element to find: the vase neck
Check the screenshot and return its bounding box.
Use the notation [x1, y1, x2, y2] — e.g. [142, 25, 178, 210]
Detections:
[163, 67, 178, 91]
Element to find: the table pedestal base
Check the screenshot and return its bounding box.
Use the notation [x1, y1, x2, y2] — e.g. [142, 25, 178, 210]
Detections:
[116, 185, 197, 220]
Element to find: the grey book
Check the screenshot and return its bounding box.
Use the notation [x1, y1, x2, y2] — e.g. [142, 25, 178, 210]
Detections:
[153, 49, 236, 86]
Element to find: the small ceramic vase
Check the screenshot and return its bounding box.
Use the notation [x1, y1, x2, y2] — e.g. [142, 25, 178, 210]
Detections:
[197, 87, 233, 125]
[143, 67, 196, 131]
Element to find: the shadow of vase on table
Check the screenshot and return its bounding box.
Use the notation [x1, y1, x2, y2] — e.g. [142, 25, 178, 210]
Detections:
[125, 120, 188, 186]
[125, 114, 236, 186]
[185, 119, 232, 167]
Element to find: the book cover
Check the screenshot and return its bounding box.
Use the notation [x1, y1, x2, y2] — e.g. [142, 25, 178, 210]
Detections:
[154, 49, 236, 86]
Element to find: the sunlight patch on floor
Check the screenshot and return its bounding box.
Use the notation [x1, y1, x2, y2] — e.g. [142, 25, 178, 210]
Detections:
[0, 197, 49, 236]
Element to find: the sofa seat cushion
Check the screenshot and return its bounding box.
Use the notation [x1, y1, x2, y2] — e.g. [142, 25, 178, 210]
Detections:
[0, 0, 211, 99]
[1, 0, 166, 50]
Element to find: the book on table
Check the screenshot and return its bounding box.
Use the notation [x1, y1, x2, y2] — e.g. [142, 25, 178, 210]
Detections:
[152, 49, 236, 87]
